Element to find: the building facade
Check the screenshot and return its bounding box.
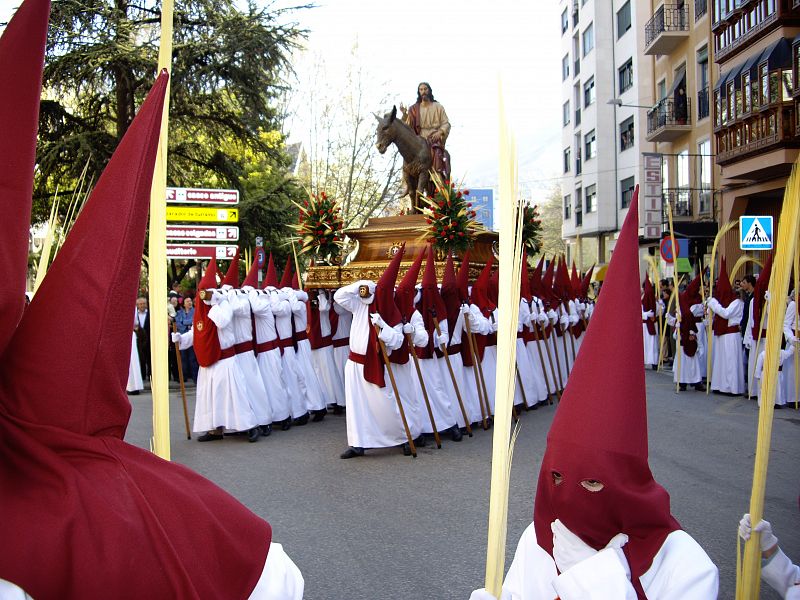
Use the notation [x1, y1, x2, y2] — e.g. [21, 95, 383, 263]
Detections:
[712, 0, 800, 264]
[644, 0, 721, 272]
[560, 0, 654, 267]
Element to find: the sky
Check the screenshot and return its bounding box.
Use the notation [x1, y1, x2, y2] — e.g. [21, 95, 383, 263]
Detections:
[0, 0, 563, 198]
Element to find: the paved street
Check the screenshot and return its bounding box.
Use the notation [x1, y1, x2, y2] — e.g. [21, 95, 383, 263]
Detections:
[126, 370, 799, 600]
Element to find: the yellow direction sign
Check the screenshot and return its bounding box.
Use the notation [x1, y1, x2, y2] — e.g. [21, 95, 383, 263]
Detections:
[166, 206, 238, 223]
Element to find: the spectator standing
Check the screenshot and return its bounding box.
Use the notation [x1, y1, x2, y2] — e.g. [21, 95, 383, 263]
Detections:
[176, 296, 199, 383]
[134, 296, 150, 381]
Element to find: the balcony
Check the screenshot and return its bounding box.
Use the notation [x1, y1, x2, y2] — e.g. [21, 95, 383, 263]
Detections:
[647, 97, 693, 142]
[695, 0, 707, 20]
[645, 4, 689, 55]
[698, 87, 710, 120]
[662, 189, 693, 219]
[715, 107, 796, 164]
[714, 9, 778, 63]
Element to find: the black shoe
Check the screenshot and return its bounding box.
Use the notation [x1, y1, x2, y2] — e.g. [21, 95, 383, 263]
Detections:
[311, 409, 327, 422]
[292, 413, 310, 426]
[333, 405, 344, 415]
[197, 432, 223, 442]
[260, 424, 272, 437]
[774, 404, 783, 409]
[529, 402, 539, 410]
[402, 442, 413, 456]
[280, 418, 292, 431]
[127, 390, 140, 395]
[247, 427, 260, 443]
[414, 435, 427, 448]
[694, 383, 705, 392]
[450, 425, 463, 442]
[340, 446, 364, 459]
[651, 365, 658, 371]
[679, 384, 687, 391]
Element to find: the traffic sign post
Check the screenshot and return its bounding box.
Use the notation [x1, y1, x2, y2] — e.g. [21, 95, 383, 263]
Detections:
[739, 216, 773, 250]
[166, 187, 239, 205]
[167, 244, 239, 260]
[166, 206, 238, 223]
[255, 237, 264, 286]
[166, 225, 239, 241]
[659, 237, 689, 263]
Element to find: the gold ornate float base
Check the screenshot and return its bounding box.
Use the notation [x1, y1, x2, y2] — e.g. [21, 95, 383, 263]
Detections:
[304, 214, 499, 289]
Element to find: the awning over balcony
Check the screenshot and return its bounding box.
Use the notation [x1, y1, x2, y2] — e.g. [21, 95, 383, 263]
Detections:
[715, 38, 791, 99]
[668, 67, 686, 96]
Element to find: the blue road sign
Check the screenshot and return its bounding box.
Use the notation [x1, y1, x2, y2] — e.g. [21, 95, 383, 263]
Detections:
[740, 216, 773, 250]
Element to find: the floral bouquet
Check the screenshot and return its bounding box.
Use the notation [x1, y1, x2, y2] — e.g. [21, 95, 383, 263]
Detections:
[418, 171, 483, 253]
[291, 191, 344, 264]
[520, 203, 543, 256]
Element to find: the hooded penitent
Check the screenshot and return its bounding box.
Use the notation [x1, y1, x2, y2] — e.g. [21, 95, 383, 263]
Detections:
[221, 248, 241, 288]
[470, 257, 495, 360]
[263, 252, 279, 288]
[712, 257, 739, 336]
[417, 244, 448, 360]
[0, 56, 272, 598]
[194, 260, 223, 367]
[242, 256, 259, 288]
[440, 252, 462, 350]
[751, 254, 773, 339]
[533, 186, 680, 599]
[390, 247, 425, 366]
[642, 273, 657, 336]
[456, 250, 471, 304]
[580, 265, 595, 300]
[279, 255, 294, 289]
[678, 274, 702, 357]
[362, 245, 405, 385]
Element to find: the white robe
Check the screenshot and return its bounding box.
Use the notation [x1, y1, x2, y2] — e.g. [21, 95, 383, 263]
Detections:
[482, 309, 499, 412]
[495, 523, 718, 600]
[395, 310, 438, 435]
[755, 345, 795, 407]
[228, 290, 272, 426]
[744, 299, 770, 397]
[333, 282, 423, 448]
[642, 309, 660, 367]
[288, 290, 329, 412]
[666, 313, 704, 385]
[527, 298, 557, 397]
[434, 320, 472, 429]
[331, 300, 352, 406]
[271, 293, 309, 419]
[761, 547, 800, 599]
[706, 297, 745, 394]
[782, 301, 798, 406]
[127, 331, 143, 392]
[450, 307, 486, 425]
[309, 291, 346, 406]
[193, 299, 260, 433]
[249, 289, 292, 422]
[515, 301, 538, 408]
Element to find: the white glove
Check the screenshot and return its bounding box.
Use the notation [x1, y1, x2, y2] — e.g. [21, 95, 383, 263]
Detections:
[764, 291, 771, 302]
[171, 332, 181, 343]
[370, 312, 386, 328]
[537, 312, 549, 325]
[552, 519, 597, 573]
[569, 314, 579, 325]
[277, 290, 288, 301]
[547, 309, 558, 324]
[738, 514, 779, 551]
[204, 290, 222, 306]
[491, 320, 499, 333]
[468, 590, 497, 600]
[402, 322, 414, 334]
[604, 532, 631, 579]
[433, 331, 449, 347]
[559, 315, 569, 327]
[460, 304, 471, 315]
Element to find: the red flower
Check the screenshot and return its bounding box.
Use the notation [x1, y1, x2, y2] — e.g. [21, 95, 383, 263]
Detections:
[458, 232, 464, 237]
[449, 234, 454, 240]
[456, 191, 462, 198]
[425, 218, 432, 224]
[463, 190, 470, 195]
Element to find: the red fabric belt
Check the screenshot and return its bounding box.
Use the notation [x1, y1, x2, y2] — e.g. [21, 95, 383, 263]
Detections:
[486, 333, 497, 346]
[435, 343, 461, 359]
[294, 331, 308, 342]
[348, 351, 367, 365]
[255, 339, 279, 353]
[278, 338, 295, 350]
[516, 332, 524, 339]
[714, 324, 741, 335]
[320, 334, 333, 347]
[220, 342, 252, 359]
[333, 337, 349, 348]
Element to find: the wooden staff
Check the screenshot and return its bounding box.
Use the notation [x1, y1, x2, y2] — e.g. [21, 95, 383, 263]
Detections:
[373, 322, 417, 457]
[558, 308, 572, 382]
[171, 321, 191, 440]
[547, 313, 566, 393]
[664, 195, 682, 393]
[463, 312, 490, 428]
[515, 366, 528, 413]
[748, 307, 768, 399]
[432, 315, 472, 436]
[530, 315, 556, 403]
[404, 323, 441, 448]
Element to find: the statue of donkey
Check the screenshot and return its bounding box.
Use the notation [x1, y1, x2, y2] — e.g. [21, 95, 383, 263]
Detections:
[374, 105, 451, 212]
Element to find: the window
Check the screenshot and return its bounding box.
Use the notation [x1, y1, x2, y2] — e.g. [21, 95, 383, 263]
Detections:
[562, 54, 570, 80]
[620, 176, 635, 208]
[564, 194, 572, 219]
[561, 8, 569, 34]
[618, 59, 633, 94]
[575, 187, 583, 226]
[617, 2, 631, 38]
[585, 184, 597, 213]
[697, 140, 711, 214]
[563, 147, 571, 173]
[584, 77, 595, 107]
[619, 116, 634, 151]
[697, 46, 709, 89]
[657, 79, 667, 101]
[563, 100, 570, 126]
[582, 23, 594, 56]
[677, 150, 689, 189]
[584, 129, 596, 160]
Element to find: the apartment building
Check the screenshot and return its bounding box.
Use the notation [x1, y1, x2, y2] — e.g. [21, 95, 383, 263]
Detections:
[711, 1, 800, 263]
[643, 0, 721, 269]
[560, 0, 653, 267]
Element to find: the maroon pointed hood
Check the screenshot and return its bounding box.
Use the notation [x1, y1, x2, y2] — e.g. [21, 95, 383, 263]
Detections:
[242, 256, 259, 288]
[471, 257, 495, 315]
[418, 245, 448, 358]
[530, 256, 545, 299]
[534, 186, 679, 597]
[0, 73, 272, 599]
[440, 251, 461, 338]
[220, 248, 240, 287]
[751, 253, 773, 338]
[541, 260, 556, 306]
[263, 252, 278, 288]
[570, 262, 581, 299]
[520, 258, 532, 302]
[0, 0, 50, 357]
[279, 255, 294, 289]
[488, 268, 499, 306]
[642, 273, 656, 313]
[456, 250, 471, 303]
[713, 256, 735, 306]
[684, 273, 702, 306]
[375, 245, 404, 326]
[580, 265, 595, 299]
[395, 248, 425, 321]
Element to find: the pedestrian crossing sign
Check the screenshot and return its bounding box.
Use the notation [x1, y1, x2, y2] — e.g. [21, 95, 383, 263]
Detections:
[739, 216, 773, 250]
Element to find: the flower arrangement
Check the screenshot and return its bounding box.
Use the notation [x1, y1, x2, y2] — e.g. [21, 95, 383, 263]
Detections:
[418, 171, 483, 253]
[520, 203, 543, 256]
[291, 191, 344, 264]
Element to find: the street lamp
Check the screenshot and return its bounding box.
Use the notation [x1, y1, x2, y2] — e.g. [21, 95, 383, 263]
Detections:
[607, 98, 653, 109]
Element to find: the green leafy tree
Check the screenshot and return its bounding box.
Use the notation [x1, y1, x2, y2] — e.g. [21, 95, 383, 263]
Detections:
[35, 0, 309, 224]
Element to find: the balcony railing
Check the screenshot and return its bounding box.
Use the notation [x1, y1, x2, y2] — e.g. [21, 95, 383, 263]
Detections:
[716, 107, 795, 164]
[662, 189, 694, 218]
[647, 97, 692, 141]
[698, 87, 710, 120]
[715, 10, 778, 62]
[645, 4, 689, 49]
[695, 0, 707, 19]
